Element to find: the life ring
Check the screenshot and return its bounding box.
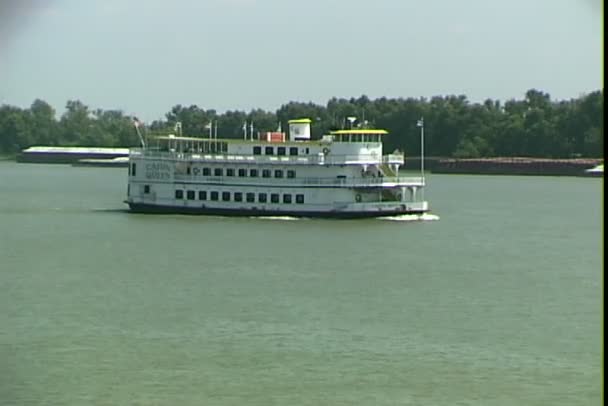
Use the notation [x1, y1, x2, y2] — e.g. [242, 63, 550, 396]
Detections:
[322, 147, 330, 155]
[355, 194, 362, 202]
[193, 167, 200, 175]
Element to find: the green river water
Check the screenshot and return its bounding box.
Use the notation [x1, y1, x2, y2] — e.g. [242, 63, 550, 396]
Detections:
[0, 162, 602, 405]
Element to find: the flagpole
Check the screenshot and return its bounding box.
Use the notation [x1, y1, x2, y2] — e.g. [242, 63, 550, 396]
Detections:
[417, 117, 425, 193]
[420, 117, 424, 184]
[133, 118, 146, 148]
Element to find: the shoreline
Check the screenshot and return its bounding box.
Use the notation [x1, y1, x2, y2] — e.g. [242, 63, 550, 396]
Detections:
[7, 151, 603, 177]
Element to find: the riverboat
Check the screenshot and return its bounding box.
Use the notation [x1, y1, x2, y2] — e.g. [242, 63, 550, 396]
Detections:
[125, 119, 429, 218]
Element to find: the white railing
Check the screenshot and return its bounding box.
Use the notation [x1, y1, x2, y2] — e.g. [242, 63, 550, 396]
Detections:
[169, 174, 424, 187]
[131, 148, 404, 166]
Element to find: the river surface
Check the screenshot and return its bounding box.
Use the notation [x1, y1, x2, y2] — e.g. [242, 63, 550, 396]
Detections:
[0, 161, 602, 405]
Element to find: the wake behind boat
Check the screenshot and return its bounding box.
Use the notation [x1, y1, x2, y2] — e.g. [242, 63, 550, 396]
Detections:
[125, 118, 429, 218]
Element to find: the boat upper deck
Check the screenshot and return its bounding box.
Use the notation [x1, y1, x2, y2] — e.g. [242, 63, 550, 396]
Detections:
[131, 148, 404, 166]
[133, 133, 404, 166]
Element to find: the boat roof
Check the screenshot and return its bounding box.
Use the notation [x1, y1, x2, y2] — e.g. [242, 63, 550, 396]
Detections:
[330, 129, 388, 135]
[151, 135, 315, 145]
[155, 135, 208, 142]
[287, 118, 312, 124]
[151, 129, 388, 144]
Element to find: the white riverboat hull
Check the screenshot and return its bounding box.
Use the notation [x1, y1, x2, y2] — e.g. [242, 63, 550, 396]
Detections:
[126, 200, 429, 219]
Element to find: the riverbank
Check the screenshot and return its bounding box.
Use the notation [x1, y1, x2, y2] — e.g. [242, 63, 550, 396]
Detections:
[11, 148, 604, 177]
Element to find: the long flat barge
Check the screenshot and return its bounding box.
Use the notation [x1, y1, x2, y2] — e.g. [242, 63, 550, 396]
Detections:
[17, 146, 129, 164]
[432, 157, 603, 176]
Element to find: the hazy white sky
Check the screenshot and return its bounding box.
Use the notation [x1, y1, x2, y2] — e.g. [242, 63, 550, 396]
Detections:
[0, 0, 603, 121]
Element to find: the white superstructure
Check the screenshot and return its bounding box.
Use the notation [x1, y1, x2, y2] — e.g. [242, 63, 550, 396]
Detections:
[125, 119, 429, 218]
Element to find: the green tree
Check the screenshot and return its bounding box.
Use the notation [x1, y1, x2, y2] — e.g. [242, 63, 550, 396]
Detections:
[0, 90, 603, 158]
[59, 100, 91, 145]
[29, 99, 58, 146]
[0, 106, 32, 153]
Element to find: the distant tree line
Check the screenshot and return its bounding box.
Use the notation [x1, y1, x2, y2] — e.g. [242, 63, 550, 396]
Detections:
[0, 89, 603, 158]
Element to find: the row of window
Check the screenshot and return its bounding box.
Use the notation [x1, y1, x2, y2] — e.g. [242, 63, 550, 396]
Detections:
[188, 167, 296, 178]
[175, 189, 305, 204]
[332, 134, 382, 143]
[169, 141, 228, 154]
[253, 146, 309, 156]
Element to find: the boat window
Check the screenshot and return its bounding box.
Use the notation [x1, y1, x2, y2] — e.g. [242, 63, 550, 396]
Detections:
[249, 169, 258, 177]
[265, 146, 274, 155]
[283, 194, 292, 204]
[274, 169, 283, 178]
[131, 163, 136, 176]
[214, 168, 223, 176]
[296, 194, 304, 204]
[226, 168, 235, 177]
[203, 167, 211, 176]
[187, 190, 195, 200]
[198, 191, 207, 200]
[238, 168, 247, 177]
[289, 147, 298, 156]
[258, 193, 267, 203]
[210, 191, 219, 201]
[253, 146, 261, 155]
[277, 147, 286, 156]
[246, 193, 255, 202]
[234, 192, 243, 202]
[262, 169, 271, 178]
[187, 167, 191, 175]
[305, 148, 309, 154]
[222, 192, 230, 201]
[175, 190, 183, 199]
[287, 170, 296, 179]
[144, 185, 150, 194]
[270, 193, 279, 203]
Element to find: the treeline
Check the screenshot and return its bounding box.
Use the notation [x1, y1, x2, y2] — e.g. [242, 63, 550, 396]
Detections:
[0, 89, 603, 158]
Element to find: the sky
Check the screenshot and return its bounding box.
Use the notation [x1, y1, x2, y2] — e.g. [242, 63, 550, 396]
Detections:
[0, 0, 603, 122]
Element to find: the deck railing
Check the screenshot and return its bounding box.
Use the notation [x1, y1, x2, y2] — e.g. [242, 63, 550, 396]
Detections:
[170, 174, 424, 187]
[130, 149, 404, 166]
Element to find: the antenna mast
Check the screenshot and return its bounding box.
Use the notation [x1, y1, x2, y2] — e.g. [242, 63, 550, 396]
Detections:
[417, 117, 425, 189]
